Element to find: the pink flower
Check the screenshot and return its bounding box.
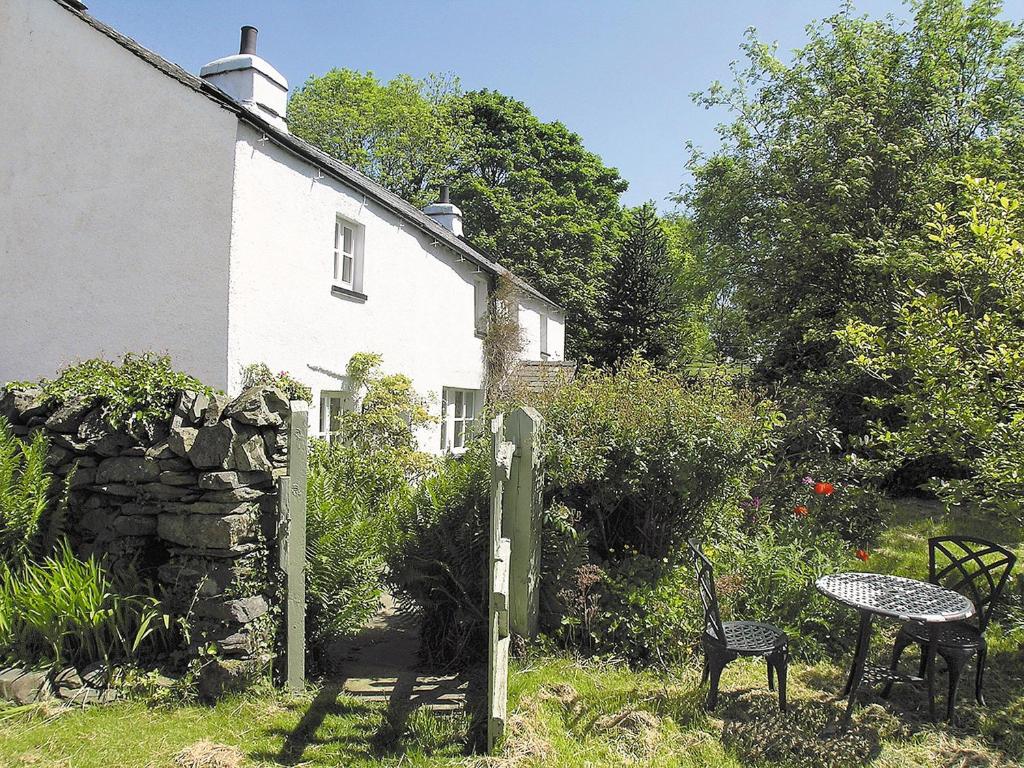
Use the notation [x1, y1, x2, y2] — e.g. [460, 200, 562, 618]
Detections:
[802, 476, 815, 486]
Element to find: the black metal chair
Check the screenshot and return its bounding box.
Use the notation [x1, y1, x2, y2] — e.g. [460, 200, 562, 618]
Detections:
[882, 536, 1017, 719]
[688, 539, 789, 711]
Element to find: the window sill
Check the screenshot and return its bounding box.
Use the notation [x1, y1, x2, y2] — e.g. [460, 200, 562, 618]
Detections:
[474, 328, 488, 339]
[331, 285, 367, 303]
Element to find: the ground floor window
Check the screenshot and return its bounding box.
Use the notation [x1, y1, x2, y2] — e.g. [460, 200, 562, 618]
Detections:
[441, 387, 480, 451]
[318, 389, 357, 444]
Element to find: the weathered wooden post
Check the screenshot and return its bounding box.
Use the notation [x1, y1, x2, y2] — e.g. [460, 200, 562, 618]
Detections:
[279, 401, 308, 693]
[488, 414, 515, 752]
[503, 406, 543, 637]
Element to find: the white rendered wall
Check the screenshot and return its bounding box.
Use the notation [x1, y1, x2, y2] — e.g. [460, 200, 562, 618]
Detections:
[226, 123, 492, 451]
[0, 0, 238, 388]
[517, 295, 566, 362]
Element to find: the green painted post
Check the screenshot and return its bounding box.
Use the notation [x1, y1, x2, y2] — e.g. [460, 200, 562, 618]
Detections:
[504, 406, 543, 638]
[280, 401, 308, 693]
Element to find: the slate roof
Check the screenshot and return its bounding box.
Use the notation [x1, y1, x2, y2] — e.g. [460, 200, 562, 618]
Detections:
[53, 0, 562, 312]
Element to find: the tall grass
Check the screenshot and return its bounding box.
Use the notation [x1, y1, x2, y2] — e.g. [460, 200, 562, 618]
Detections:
[0, 541, 167, 669]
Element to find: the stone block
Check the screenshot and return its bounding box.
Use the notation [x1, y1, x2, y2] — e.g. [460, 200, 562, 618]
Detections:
[0, 387, 47, 423]
[161, 501, 254, 517]
[198, 471, 272, 490]
[195, 595, 269, 624]
[168, 426, 199, 458]
[44, 397, 93, 433]
[187, 422, 235, 469]
[223, 387, 285, 427]
[146, 441, 177, 460]
[95, 456, 160, 484]
[88, 483, 139, 498]
[157, 513, 257, 550]
[159, 470, 198, 486]
[0, 667, 53, 704]
[141, 483, 193, 502]
[112, 515, 158, 536]
[230, 431, 271, 472]
[202, 393, 230, 426]
[200, 487, 265, 503]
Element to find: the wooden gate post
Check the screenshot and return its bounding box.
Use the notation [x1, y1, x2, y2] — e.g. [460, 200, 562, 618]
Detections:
[503, 406, 543, 638]
[488, 414, 515, 752]
[279, 401, 308, 693]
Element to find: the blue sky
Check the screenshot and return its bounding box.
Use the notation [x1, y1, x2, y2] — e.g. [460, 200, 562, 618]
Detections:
[86, 0, 1024, 210]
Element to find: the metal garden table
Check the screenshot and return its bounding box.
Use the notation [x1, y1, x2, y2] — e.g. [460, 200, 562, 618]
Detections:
[815, 572, 975, 729]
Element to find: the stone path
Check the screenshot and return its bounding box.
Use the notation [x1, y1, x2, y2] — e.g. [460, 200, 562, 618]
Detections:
[327, 593, 469, 713]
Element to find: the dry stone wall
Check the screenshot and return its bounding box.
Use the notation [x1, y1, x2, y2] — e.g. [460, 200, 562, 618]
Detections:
[0, 385, 293, 665]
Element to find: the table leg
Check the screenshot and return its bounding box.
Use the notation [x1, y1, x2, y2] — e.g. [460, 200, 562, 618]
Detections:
[925, 624, 939, 722]
[842, 610, 870, 696]
[840, 611, 874, 731]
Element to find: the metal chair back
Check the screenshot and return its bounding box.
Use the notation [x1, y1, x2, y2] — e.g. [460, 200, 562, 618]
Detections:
[688, 539, 726, 643]
[929, 536, 1017, 631]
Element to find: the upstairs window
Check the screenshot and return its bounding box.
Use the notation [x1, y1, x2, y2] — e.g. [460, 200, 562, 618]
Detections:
[333, 219, 356, 288]
[441, 387, 479, 452]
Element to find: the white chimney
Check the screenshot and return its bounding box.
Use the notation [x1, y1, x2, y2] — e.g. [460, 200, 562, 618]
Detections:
[422, 185, 463, 236]
[201, 26, 288, 132]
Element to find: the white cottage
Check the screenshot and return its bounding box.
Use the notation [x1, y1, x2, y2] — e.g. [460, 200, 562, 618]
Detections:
[0, 0, 567, 453]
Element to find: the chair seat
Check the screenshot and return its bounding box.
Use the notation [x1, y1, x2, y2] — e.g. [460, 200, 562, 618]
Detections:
[706, 621, 788, 655]
[900, 620, 983, 649]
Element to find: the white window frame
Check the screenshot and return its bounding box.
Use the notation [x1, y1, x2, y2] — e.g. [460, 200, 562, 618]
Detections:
[318, 389, 356, 444]
[333, 217, 363, 291]
[539, 314, 550, 359]
[440, 387, 480, 452]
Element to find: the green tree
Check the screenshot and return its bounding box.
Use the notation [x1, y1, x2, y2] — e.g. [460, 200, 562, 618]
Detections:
[288, 69, 460, 207]
[448, 90, 628, 359]
[682, 0, 1024, 438]
[839, 177, 1024, 520]
[594, 204, 677, 367]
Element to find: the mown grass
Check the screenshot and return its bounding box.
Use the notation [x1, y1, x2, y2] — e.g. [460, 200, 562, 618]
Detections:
[1, 501, 1021, 767]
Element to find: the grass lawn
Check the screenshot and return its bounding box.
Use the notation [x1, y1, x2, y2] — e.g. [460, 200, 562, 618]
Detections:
[1, 501, 1021, 768]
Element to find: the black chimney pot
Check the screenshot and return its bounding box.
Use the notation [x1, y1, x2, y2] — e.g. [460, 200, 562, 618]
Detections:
[439, 184, 450, 204]
[239, 26, 258, 55]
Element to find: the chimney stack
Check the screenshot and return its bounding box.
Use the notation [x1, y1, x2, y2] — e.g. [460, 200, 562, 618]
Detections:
[200, 25, 289, 132]
[422, 185, 463, 236]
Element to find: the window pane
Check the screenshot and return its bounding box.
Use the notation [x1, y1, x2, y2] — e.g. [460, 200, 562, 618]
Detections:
[342, 253, 353, 284]
[343, 226, 354, 254]
[454, 390, 464, 418]
[454, 421, 464, 448]
[335, 220, 341, 249]
[465, 391, 474, 418]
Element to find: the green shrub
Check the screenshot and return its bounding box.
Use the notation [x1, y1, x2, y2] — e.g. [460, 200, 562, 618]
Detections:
[711, 522, 858, 660]
[0, 542, 167, 668]
[388, 441, 490, 665]
[0, 417, 68, 569]
[32, 353, 211, 431]
[305, 439, 410, 650]
[239, 362, 312, 404]
[536, 357, 780, 560]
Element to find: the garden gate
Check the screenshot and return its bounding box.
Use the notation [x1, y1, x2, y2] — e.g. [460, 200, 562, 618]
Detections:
[488, 406, 544, 752]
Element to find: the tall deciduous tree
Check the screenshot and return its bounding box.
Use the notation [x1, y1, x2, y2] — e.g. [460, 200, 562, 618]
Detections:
[449, 90, 628, 360]
[288, 70, 460, 207]
[594, 204, 676, 367]
[682, 0, 1024, 437]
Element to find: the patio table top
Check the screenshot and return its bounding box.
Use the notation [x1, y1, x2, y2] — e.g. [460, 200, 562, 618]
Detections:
[815, 571, 975, 624]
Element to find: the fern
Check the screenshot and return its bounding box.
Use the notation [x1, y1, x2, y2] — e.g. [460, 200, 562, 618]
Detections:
[0, 417, 60, 569]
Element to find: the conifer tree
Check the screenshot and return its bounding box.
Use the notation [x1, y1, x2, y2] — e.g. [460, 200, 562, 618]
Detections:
[595, 204, 676, 367]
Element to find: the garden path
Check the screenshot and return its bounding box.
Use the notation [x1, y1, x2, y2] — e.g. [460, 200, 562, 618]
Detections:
[327, 592, 469, 713]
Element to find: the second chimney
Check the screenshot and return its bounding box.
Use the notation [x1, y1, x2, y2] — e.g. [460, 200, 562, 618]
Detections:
[200, 26, 289, 132]
[421, 185, 464, 236]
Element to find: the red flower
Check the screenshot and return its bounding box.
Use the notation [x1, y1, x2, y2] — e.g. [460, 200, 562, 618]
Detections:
[814, 482, 835, 496]
[793, 505, 809, 518]
[855, 549, 869, 562]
